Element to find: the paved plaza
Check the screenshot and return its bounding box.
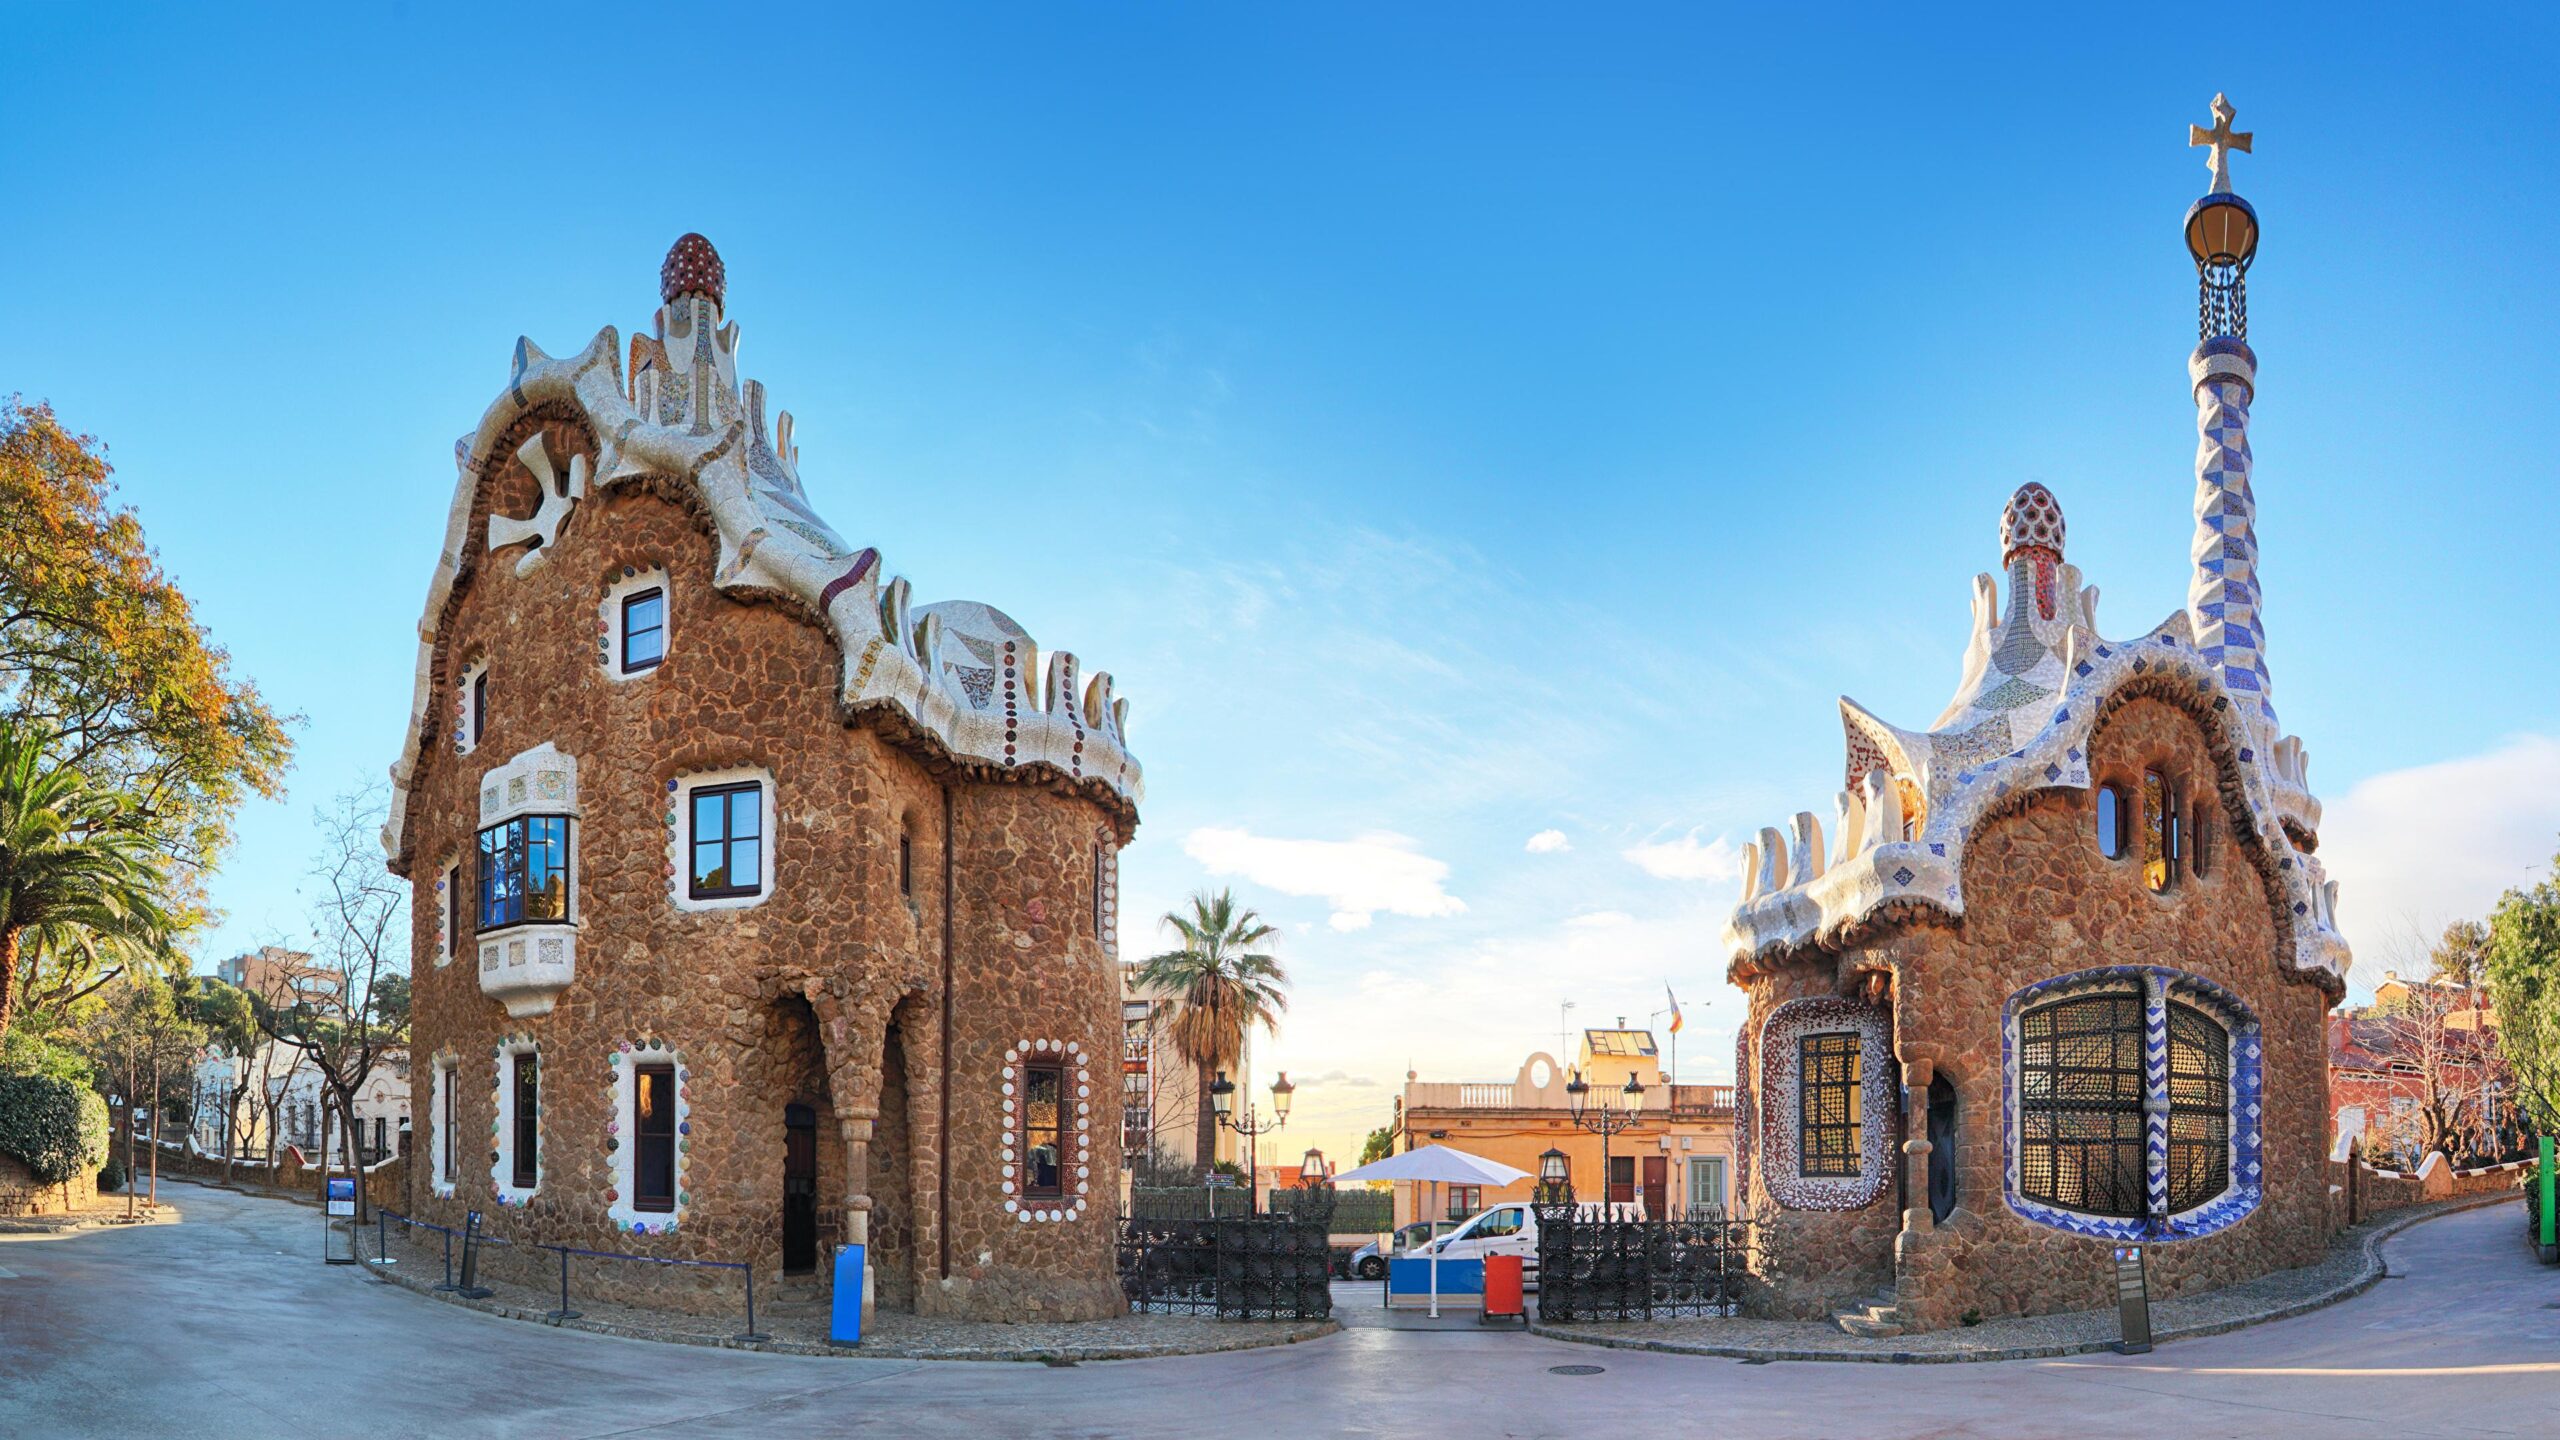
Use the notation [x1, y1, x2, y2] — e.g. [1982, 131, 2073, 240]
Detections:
[3, 1181, 2553, 1439]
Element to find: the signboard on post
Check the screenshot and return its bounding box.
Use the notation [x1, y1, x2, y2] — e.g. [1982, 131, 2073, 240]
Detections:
[2111, 1245, 2152, 1354]
[458, 1209, 492, 1298]
[323, 1177, 358, 1265]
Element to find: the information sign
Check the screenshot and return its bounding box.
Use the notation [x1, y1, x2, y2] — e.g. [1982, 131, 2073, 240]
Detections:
[325, 1176, 358, 1218]
[2111, 1245, 2152, 1354]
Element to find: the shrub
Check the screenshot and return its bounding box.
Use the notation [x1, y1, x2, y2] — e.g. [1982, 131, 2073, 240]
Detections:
[99, 1155, 125, 1193]
[0, 1072, 111, 1184]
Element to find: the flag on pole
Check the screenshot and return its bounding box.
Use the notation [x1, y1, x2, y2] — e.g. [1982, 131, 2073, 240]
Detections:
[1665, 984, 1683, 1034]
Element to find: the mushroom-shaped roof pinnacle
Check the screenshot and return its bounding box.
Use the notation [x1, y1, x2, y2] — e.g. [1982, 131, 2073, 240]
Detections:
[660, 233, 726, 308]
[2000, 482, 2065, 564]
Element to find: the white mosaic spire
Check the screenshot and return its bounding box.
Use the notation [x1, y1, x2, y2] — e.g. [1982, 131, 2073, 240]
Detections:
[2182, 95, 2272, 735]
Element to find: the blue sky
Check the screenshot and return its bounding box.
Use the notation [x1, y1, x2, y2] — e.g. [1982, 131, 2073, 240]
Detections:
[7, 6, 2558, 1161]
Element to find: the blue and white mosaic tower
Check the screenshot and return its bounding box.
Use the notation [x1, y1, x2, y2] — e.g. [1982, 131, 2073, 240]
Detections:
[2182, 95, 2274, 737]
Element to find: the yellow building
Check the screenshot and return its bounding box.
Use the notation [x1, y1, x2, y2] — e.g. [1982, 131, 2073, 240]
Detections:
[1389, 1027, 1735, 1226]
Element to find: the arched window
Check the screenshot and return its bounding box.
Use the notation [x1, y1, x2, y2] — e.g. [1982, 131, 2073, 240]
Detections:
[2142, 771, 2177, 893]
[2095, 785, 2128, 859]
[2015, 990, 2146, 1218]
[2165, 1001, 2230, 1212]
[2189, 799, 2211, 878]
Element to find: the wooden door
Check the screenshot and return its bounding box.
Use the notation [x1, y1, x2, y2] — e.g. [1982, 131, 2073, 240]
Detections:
[783, 1102, 819, 1274]
[1641, 1155, 1668, 1220]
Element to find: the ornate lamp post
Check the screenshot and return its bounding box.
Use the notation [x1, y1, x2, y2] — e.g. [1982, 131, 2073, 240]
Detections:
[1564, 1069, 1645, 1216]
[1209, 1070, 1293, 1209]
[1535, 1146, 1571, 1207]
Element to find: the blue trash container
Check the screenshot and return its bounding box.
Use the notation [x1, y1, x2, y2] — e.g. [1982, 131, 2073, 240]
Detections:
[830, 1244, 866, 1345]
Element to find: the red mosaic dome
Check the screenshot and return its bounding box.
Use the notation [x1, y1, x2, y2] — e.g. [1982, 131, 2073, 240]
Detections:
[659, 233, 726, 308]
[2000, 482, 2066, 563]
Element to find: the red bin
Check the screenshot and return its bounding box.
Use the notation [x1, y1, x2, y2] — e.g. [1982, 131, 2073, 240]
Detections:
[1482, 1254, 1525, 1322]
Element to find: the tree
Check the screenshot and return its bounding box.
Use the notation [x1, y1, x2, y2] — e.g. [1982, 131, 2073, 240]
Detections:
[0, 720, 183, 1040]
[175, 973, 257, 1179]
[2430, 919, 2491, 995]
[2486, 848, 2560, 1136]
[0, 398, 293, 1014]
[1131, 890, 1288, 1172]
[1359, 1124, 1395, 1166]
[256, 786, 409, 1220]
[76, 975, 205, 1211]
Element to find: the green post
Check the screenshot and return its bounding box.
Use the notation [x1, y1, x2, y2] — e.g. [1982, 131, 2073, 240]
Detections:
[2541, 1136, 2556, 1250]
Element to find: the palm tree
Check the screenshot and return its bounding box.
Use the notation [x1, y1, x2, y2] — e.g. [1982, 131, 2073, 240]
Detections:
[1133, 889, 1288, 1172]
[0, 721, 177, 1041]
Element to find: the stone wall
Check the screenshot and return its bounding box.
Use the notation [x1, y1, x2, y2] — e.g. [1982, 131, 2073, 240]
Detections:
[0, 1151, 96, 1218]
[1733, 960, 1898, 1318]
[394, 421, 1127, 1320]
[1738, 697, 2337, 1330]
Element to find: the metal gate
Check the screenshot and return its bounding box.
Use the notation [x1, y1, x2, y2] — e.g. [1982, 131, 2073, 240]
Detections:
[1533, 1190, 1750, 1322]
[1119, 1187, 1334, 1320]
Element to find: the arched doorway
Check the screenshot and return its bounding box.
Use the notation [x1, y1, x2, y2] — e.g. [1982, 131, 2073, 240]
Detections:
[783, 1101, 820, 1275]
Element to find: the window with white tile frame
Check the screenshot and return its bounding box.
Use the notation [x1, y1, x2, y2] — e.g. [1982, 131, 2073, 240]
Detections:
[668, 767, 776, 912]
[600, 567, 670, 681]
[457, 657, 490, 753]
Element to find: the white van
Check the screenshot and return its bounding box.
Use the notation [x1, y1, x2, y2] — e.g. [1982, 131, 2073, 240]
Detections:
[1423, 1201, 1541, 1286]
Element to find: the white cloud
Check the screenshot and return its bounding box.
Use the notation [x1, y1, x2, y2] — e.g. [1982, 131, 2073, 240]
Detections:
[1183, 826, 1466, 932]
[1622, 830, 1748, 882]
[2316, 734, 2560, 978]
[1525, 829, 1572, 854]
[1565, 910, 1634, 929]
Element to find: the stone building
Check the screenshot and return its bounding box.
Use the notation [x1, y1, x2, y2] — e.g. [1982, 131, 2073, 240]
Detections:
[383, 235, 1142, 1321]
[1721, 99, 2350, 1335]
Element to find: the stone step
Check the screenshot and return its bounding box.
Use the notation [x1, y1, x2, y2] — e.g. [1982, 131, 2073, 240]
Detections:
[1834, 1309, 1905, 1338]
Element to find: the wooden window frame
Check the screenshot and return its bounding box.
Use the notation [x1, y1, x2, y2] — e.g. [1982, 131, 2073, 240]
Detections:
[471, 668, 489, 746]
[1020, 1057, 1065, 1200]
[476, 815, 572, 933]
[686, 781, 765, 901]
[633, 1062, 676, 1213]
[619, 586, 666, 674]
[1798, 1032, 1864, 1178]
[435, 1061, 457, 1189]
[510, 1051, 540, 1191]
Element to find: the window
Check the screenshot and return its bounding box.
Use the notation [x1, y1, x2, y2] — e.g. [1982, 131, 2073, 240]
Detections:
[1021, 1059, 1064, 1199]
[1449, 1184, 1484, 1217]
[1799, 1032, 1863, 1177]
[2096, 784, 2127, 859]
[472, 669, 489, 745]
[2189, 800, 2211, 878]
[433, 1060, 457, 1191]
[1472, 1205, 1523, 1237]
[2164, 1002, 2229, 1212]
[510, 1052, 540, 1191]
[1092, 843, 1105, 939]
[899, 832, 913, 898]
[439, 862, 460, 965]
[688, 782, 763, 900]
[620, 587, 665, 673]
[634, 1063, 676, 1213]
[1605, 1157, 1635, 1204]
[478, 815, 570, 931]
[2143, 771, 2177, 893]
[2016, 991, 2147, 1218]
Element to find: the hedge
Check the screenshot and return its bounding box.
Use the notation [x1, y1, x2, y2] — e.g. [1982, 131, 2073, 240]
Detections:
[0, 1072, 111, 1184]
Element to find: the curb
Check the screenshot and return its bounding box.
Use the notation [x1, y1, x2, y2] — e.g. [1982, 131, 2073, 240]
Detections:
[1527, 1192, 2521, 1365]
[352, 1250, 1340, 1364]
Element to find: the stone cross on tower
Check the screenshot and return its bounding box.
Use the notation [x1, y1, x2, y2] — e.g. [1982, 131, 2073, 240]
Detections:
[2188, 93, 2252, 195]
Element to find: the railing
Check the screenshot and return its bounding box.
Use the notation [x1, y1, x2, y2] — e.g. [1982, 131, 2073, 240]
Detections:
[1119, 1186, 1335, 1320]
[1533, 1188, 1752, 1322]
[1403, 1081, 1738, 1113]
[371, 1208, 766, 1341]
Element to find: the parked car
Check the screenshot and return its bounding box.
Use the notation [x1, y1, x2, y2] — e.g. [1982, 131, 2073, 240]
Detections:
[1348, 1220, 1457, 1280]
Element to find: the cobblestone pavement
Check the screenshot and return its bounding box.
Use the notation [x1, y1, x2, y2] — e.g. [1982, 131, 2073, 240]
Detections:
[5, 1179, 2556, 1439]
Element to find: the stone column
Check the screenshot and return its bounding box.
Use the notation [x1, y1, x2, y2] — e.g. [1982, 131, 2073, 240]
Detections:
[2142, 971, 2171, 1224]
[1900, 1059, 1934, 1237]
[840, 1112, 876, 1316]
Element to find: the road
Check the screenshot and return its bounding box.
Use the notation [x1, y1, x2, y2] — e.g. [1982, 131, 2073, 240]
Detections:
[3, 1181, 2554, 1439]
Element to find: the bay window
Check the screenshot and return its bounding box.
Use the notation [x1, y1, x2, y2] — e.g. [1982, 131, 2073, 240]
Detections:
[478, 815, 571, 931]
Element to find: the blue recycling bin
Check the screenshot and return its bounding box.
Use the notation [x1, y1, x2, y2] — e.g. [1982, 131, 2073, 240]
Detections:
[831, 1243, 866, 1345]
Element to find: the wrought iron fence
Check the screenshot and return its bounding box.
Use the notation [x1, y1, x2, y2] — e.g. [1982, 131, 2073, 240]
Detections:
[1532, 1188, 1751, 1323]
[1119, 1186, 1334, 1320]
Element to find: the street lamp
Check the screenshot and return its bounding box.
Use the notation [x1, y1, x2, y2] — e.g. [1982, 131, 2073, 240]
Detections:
[1536, 1146, 1571, 1207]
[1208, 1069, 1290, 1208]
[1564, 1068, 1646, 1217]
[1300, 1148, 1329, 1186]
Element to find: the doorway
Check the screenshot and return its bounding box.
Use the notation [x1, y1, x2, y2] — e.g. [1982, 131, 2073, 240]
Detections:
[1641, 1155, 1668, 1220]
[1926, 1075, 1957, 1224]
[783, 1102, 819, 1275]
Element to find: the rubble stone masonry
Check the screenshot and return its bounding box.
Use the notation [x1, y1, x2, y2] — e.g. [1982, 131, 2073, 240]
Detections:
[391, 411, 1131, 1320]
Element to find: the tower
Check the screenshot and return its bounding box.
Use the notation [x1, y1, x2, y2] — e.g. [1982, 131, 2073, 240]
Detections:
[2182, 94, 2273, 733]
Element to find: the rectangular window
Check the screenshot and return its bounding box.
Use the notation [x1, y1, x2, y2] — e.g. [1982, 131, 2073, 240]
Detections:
[899, 833, 913, 897]
[634, 1063, 676, 1213]
[471, 669, 489, 744]
[436, 1062, 456, 1188]
[2142, 771, 2174, 893]
[1022, 1060, 1064, 1198]
[1449, 1183, 1484, 1217]
[2189, 801, 2211, 877]
[443, 863, 460, 962]
[1092, 844, 1106, 940]
[478, 816, 570, 930]
[1799, 1032, 1864, 1178]
[2164, 1002, 2229, 1212]
[2017, 991, 2147, 1217]
[511, 1052, 540, 1191]
[621, 588, 665, 673]
[372, 1116, 386, 1161]
[688, 782, 764, 899]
